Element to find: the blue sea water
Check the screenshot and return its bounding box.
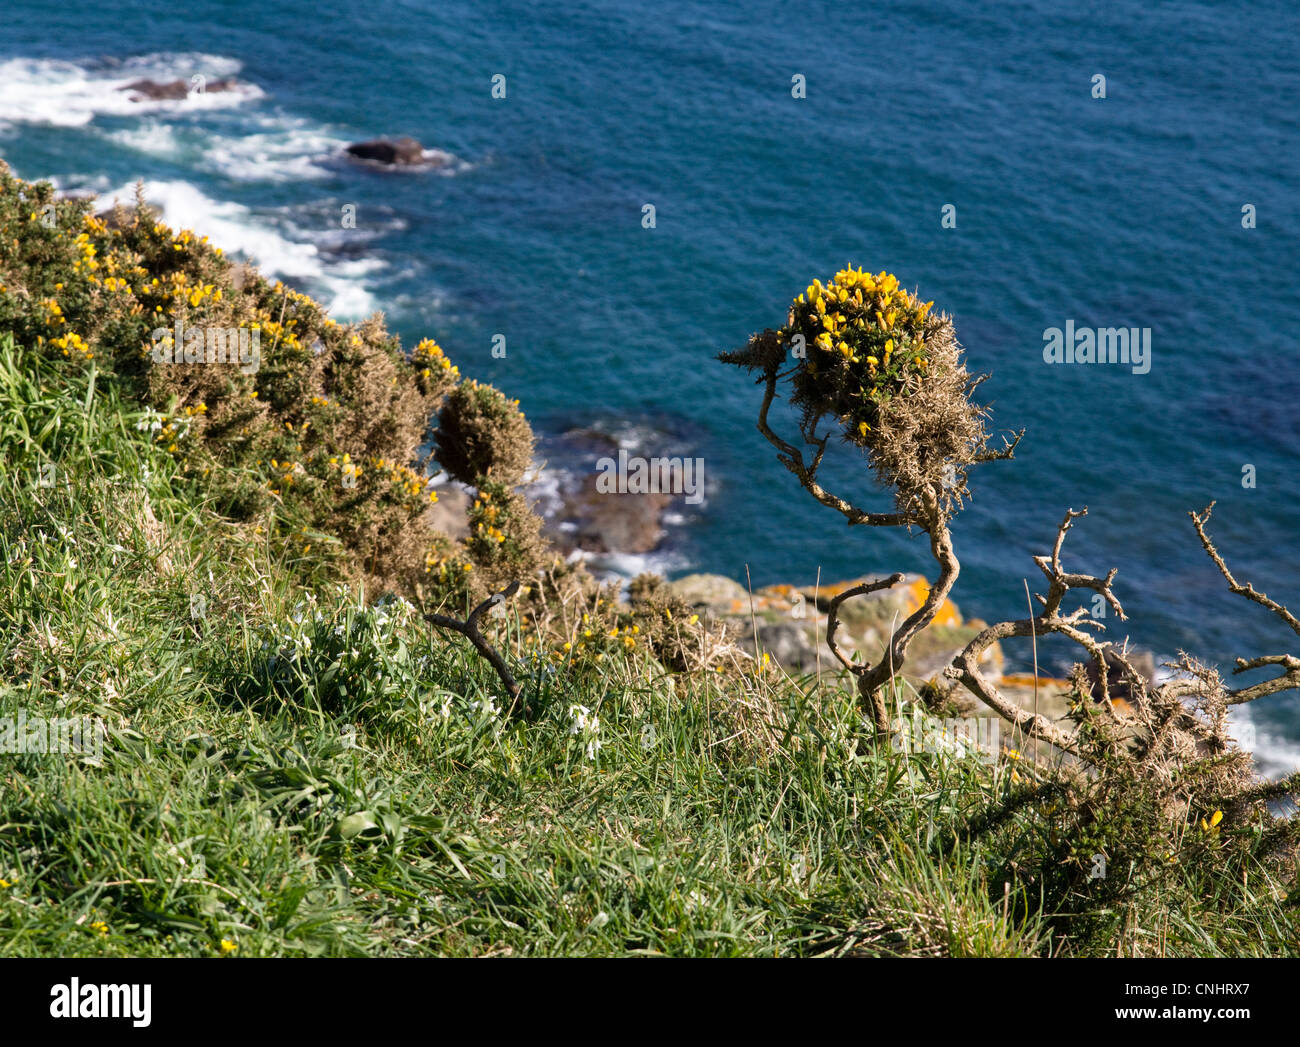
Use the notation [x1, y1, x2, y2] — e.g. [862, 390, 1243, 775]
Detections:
[2, 0, 1298, 771]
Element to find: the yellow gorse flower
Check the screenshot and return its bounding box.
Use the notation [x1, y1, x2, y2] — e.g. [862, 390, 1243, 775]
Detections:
[788, 266, 937, 442]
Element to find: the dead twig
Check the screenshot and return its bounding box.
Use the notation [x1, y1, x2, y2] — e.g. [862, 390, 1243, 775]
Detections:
[425, 580, 527, 719]
[1189, 502, 1300, 705]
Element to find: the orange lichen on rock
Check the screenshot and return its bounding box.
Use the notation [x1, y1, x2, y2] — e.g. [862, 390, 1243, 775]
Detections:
[906, 577, 962, 627]
[999, 673, 1072, 689]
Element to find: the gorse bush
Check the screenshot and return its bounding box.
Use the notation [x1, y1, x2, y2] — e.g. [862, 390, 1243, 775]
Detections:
[0, 168, 743, 712]
[434, 379, 533, 487]
[950, 664, 1296, 954]
[788, 268, 935, 435]
[721, 266, 1015, 731]
[0, 166, 547, 606]
[723, 267, 1300, 952]
[429, 379, 546, 602]
[725, 266, 991, 518]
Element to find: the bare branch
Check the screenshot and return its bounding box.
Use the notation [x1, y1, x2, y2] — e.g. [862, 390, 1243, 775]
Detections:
[1030, 508, 1125, 622]
[944, 507, 1141, 755]
[426, 580, 527, 719]
[973, 427, 1025, 463]
[1191, 502, 1300, 637]
[1189, 502, 1300, 704]
[859, 493, 959, 705]
[1227, 654, 1300, 705]
[946, 616, 1082, 756]
[756, 370, 910, 528]
[825, 573, 905, 674]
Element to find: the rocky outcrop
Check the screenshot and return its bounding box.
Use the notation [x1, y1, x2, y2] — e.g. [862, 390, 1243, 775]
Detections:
[665, 573, 749, 608]
[344, 138, 439, 166]
[416, 472, 1084, 730]
[551, 478, 669, 554]
[666, 571, 990, 678]
[535, 427, 679, 556]
[118, 78, 239, 101]
[94, 202, 160, 230]
[426, 485, 471, 541]
[662, 571, 1082, 725]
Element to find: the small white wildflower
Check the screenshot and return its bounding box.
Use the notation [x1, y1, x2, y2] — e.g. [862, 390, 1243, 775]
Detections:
[568, 704, 591, 734]
[468, 696, 500, 720]
[134, 409, 164, 433]
[419, 695, 453, 721]
[568, 704, 601, 760]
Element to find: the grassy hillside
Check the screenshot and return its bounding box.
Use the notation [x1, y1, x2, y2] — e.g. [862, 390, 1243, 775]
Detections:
[0, 333, 1294, 957]
[0, 167, 1295, 956]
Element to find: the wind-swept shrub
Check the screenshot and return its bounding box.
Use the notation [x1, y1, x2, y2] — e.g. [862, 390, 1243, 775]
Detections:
[783, 267, 987, 516]
[729, 270, 1300, 943]
[939, 505, 1300, 950]
[721, 266, 1020, 733]
[428, 380, 546, 603]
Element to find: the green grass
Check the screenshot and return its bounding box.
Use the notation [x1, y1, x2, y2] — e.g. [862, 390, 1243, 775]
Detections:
[0, 334, 1295, 957]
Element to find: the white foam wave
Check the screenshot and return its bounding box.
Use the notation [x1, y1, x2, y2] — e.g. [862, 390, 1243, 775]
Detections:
[49, 173, 113, 196]
[92, 179, 379, 318]
[584, 548, 692, 581]
[0, 53, 261, 128]
[205, 117, 349, 182]
[523, 464, 565, 518]
[1230, 703, 1300, 782]
[104, 121, 186, 158]
[423, 148, 473, 176]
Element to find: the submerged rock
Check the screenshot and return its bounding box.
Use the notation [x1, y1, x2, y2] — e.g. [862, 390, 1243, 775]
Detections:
[344, 137, 437, 166]
[118, 78, 239, 101]
[534, 425, 693, 557]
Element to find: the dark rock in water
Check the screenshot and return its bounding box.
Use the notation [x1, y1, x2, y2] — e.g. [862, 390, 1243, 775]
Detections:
[118, 78, 239, 101]
[549, 474, 670, 555]
[345, 138, 433, 166]
[119, 79, 187, 100]
[533, 422, 698, 557]
[1084, 648, 1156, 705]
[555, 427, 620, 458]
